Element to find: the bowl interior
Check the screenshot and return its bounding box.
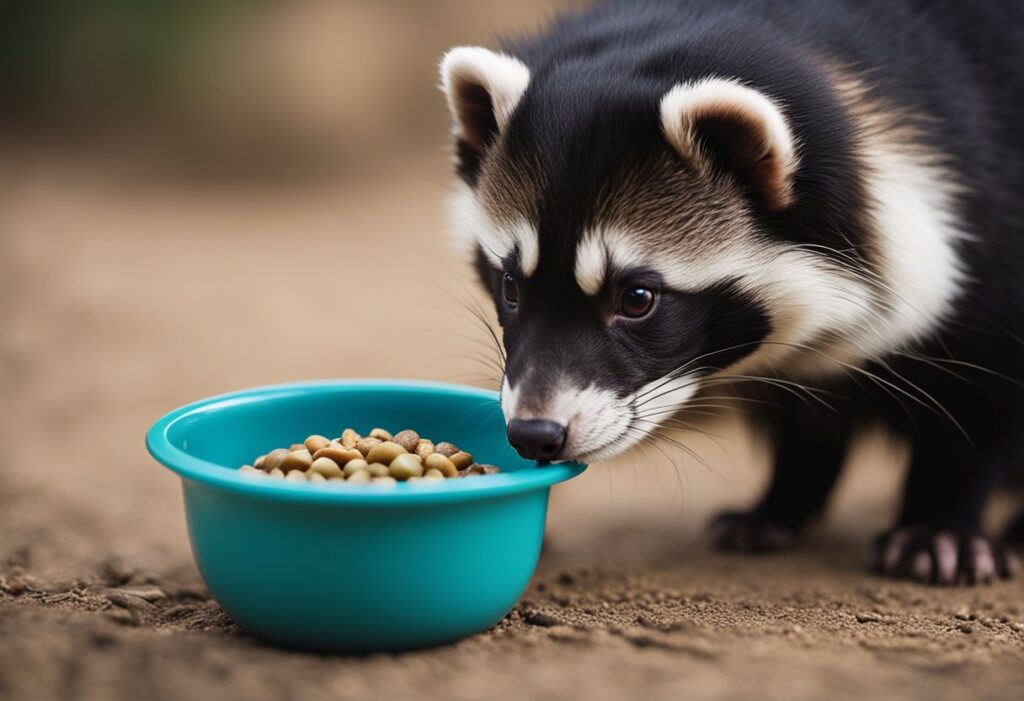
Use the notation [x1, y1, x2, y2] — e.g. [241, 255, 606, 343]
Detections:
[148, 380, 585, 501]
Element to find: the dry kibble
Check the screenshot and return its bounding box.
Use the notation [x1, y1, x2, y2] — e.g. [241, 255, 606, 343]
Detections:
[366, 441, 407, 465]
[304, 435, 331, 454]
[393, 430, 420, 452]
[367, 463, 391, 478]
[280, 449, 313, 472]
[355, 437, 382, 457]
[340, 428, 361, 449]
[262, 448, 290, 472]
[343, 458, 369, 476]
[389, 453, 425, 480]
[449, 451, 474, 470]
[241, 427, 499, 485]
[424, 452, 458, 477]
[435, 442, 459, 457]
[309, 457, 344, 479]
[464, 463, 500, 476]
[346, 469, 372, 484]
[415, 439, 435, 459]
[312, 446, 363, 465]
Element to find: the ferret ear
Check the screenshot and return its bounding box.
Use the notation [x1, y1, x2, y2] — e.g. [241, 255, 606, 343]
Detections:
[440, 47, 530, 181]
[660, 79, 799, 211]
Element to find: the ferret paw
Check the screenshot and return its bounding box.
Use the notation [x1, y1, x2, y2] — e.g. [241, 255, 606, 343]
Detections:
[708, 510, 797, 553]
[872, 526, 1020, 585]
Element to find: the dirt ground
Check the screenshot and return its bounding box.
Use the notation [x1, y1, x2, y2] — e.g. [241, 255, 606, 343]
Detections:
[2, 147, 1023, 701]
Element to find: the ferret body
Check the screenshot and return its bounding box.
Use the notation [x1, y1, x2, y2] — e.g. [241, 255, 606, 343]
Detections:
[440, 0, 1024, 584]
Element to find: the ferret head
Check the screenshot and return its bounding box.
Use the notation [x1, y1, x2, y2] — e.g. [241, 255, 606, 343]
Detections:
[439, 46, 963, 463]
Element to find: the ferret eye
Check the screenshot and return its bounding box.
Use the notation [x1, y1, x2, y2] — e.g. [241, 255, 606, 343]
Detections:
[619, 287, 655, 318]
[501, 272, 519, 307]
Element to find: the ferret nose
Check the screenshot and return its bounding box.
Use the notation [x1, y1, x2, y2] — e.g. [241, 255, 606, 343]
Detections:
[506, 419, 567, 461]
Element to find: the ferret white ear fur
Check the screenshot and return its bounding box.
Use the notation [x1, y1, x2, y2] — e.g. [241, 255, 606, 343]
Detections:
[660, 78, 799, 210]
[440, 46, 530, 153]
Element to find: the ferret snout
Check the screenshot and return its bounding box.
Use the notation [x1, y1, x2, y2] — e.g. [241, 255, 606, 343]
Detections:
[506, 418, 567, 461]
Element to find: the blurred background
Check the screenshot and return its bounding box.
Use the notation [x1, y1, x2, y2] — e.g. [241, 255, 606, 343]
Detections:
[0, 0, 908, 581]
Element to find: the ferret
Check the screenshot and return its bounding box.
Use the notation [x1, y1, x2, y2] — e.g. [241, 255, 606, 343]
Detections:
[438, 0, 1024, 585]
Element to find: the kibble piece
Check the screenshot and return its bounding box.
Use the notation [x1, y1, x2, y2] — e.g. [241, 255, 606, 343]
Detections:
[312, 446, 363, 465]
[289, 443, 306, 452]
[367, 463, 390, 478]
[343, 458, 369, 476]
[254, 455, 266, 470]
[346, 469, 372, 484]
[369, 427, 393, 441]
[424, 468, 444, 480]
[424, 452, 458, 477]
[366, 441, 407, 465]
[285, 470, 307, 482]
[389, 453, 425, 480]
[304, 435, 331, 454]
[239, 465, 263, 476]
[463, 463, 500, 476]
[340, 428, 361, 448]
[262, 448, 290, 472]
[435, 441, 459, 457]
[280, 449, 313, 472]
[355, 437, 382, 457]
[449, 451, 474, 470]
[372, 476, 397, 486]
[415, 439, 435, 459]
[268, 468, 285, 479]
[393, 430, 420, 452]
[308, 472, 327, 483]
[309, 457, 344, 479]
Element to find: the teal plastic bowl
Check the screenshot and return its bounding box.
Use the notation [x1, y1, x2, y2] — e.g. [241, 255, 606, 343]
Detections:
[146, 380, 585, 652]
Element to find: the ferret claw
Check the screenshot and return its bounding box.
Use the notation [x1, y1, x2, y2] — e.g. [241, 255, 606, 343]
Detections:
[872, 526, 1018, 585]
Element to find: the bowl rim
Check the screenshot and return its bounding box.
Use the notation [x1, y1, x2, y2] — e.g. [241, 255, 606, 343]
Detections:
[146, 379, 586, 505]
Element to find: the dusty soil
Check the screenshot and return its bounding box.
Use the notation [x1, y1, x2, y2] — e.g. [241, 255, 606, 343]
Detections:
[2, 149, 1023, 701]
